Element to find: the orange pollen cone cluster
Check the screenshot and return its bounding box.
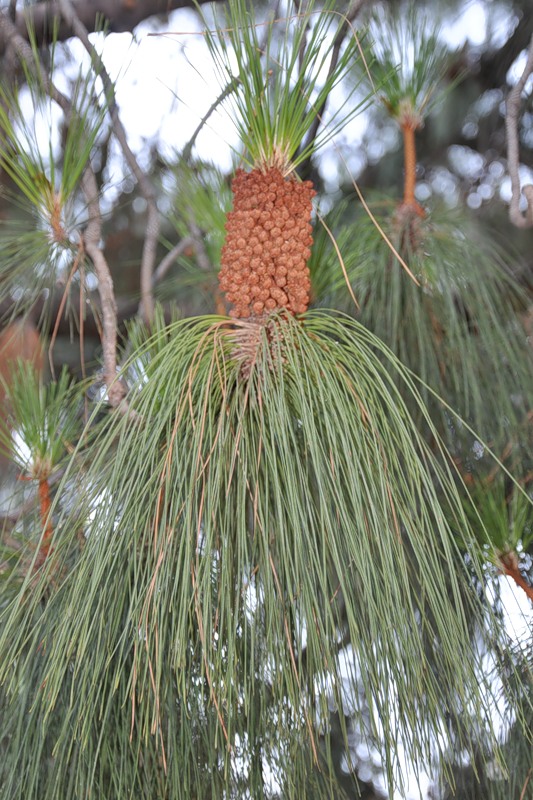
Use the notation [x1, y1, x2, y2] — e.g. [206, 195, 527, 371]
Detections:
[219, 167, 316, 319]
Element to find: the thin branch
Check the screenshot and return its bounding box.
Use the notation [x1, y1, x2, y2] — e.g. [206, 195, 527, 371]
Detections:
[48, 241, 84, 377]
[36, 477, 54, 567]
[505, 33, 533, 228]
[182, 77, 240, 163]
[520, 769, 532, 800]
[136, 229, 218, 317]
[81, 168, 125, 408]
[58, 0, 160, 325]
[0, 0, 226, 55]
[0, 12, 125, 407]
[499, 552, 533, 604]
[152, 236, 195, 286]
[401, 122, 417, 206]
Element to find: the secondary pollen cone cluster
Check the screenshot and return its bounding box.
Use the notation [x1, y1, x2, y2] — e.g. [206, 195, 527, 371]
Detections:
[219, 167, 316, 319]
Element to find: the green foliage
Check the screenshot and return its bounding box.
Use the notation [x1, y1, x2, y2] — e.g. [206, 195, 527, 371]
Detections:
[464, 479, 533, 558]
[0, 67, 105, 234]
[171, 163, 230, 259]
[0, 362, 87, 607]
[0, 361, 83, 478]
[308, 197, 361, 304]
[0, 310, 525, 798]
[204, 0, 371, 171]
[364, 4, 458, 126]
[0, 34, 107, 321]
[0, 1, 532, 798]
[0, 222, 67, 322]
[311, 200, 533, 470]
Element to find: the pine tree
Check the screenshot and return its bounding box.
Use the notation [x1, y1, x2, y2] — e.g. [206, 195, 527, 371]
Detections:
[0, 2, 532, 798]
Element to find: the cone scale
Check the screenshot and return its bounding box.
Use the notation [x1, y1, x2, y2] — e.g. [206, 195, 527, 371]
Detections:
[219, 167, 316, 319]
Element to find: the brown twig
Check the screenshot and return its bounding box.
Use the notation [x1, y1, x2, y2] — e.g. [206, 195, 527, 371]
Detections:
[505, 33, 533, 228]
[58, 0, 160, 325]
[402, 122, 417, 206]
[152, 236, 195, 286]
[499, 552, 533, 604]
[48, 240, 85, 377]
[81, 168, 125, 408]
[36, 476, 53, 566]
[520, 769, 532, 800]
[395, 119, 427, 220]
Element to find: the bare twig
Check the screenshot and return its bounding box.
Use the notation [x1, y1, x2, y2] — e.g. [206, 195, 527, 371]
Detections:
[520, 769, 532, 800]
[134, 235, 197, 317]
[58, 0, 160, 325]
[0, 12, 125, 407]
[0, 0, 226, 56]
[48, 241, 84, 377]
[182, 78, 240, 163]
[506, 33, 533, 228]
[152, 236, 195, 286]
[81, 168, 125, 407]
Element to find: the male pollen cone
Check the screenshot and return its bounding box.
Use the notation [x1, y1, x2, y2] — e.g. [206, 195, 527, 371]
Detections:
[219, 168, 316, 319]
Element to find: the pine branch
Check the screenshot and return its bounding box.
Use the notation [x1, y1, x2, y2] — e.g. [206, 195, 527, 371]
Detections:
[505, 32, 533, 228]
[401, 121, 417, 205]
[398, 121, 425, 216]
[0, 12, 125, 407]
[58, 0, 159, 326]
